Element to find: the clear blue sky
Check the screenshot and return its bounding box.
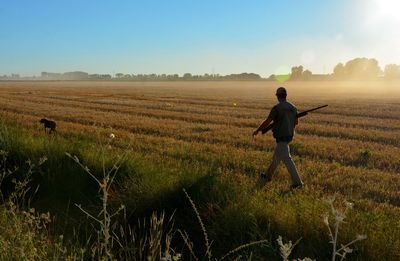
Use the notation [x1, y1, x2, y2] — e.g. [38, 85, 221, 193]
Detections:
[1, 0, 399, 76]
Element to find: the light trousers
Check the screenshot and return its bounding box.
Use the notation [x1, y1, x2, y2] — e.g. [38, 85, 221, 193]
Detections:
[266, 142, 303, 186]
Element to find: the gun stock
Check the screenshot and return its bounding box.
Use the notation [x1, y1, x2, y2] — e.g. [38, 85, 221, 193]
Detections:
[261, 123, 274, 134]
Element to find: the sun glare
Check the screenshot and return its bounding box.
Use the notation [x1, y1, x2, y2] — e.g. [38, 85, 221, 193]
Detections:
[370, 0, 400, 21]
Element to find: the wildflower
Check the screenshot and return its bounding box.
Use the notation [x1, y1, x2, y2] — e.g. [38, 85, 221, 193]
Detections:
[40, 212, 51, 223]
[277, 236, 295, 260]
[39, 156, 48, 165]
[342, 245, 353, 253]
[109, 133, 115, 139]
[173, 253, 182, 261]
[345, 201, 354, 209]
[356, 234, 367, 240]
[323, 215, 329, 226]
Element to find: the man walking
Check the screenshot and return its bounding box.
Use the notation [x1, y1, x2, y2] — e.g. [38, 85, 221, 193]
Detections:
[253, 87, 304, 189]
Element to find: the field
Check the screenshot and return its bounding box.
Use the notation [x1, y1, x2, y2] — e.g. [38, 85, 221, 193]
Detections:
[0, 80, 399, 260]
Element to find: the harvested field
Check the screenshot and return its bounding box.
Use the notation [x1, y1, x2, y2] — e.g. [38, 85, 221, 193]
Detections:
[0, 80, 399, 260]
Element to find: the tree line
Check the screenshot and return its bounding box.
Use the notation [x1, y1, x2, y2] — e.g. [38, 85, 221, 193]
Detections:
[272, 58, 400, 81]
[114, 72, 261, 81]
[333, 58, 400, 80]
[1, 57, 400, 81]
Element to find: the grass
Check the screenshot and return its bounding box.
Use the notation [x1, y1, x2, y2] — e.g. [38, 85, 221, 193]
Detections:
[0, 81, 399, 260]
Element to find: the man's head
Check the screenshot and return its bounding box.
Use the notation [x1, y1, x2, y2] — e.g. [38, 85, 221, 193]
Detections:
[276, 87, 287, 100]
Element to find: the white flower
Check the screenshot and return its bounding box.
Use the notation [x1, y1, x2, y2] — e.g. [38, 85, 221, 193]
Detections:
[356, 234, 367, 240]
[323, 215, 330, 226]
[345, 201, 354, 209]
[109, 133, 115, 139]
[342, 245, 353, 253]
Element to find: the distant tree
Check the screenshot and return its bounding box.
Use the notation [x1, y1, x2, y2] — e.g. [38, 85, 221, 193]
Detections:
[384, 64, 400, 79]
[333, 63, 346, 79]
[63, 71, 88, 80]
[166, 74, 179, 80]
[290, 66, 303, 80]
[223, 73, 261, 80]
[115, 73, 124, 78]
[302, 70, 312, 80]
[245, 73, 261, 80]
[332, 58, 382, 79]
[346, 58, 381, 79]
[203, 73, 211, 80]
[183, 73, 192, 79]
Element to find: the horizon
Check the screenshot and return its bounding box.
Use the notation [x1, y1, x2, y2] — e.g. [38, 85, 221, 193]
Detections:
[1, 0, 400, 77]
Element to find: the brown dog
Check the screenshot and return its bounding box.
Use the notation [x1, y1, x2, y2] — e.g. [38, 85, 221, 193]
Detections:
[39, 118, 56, 133]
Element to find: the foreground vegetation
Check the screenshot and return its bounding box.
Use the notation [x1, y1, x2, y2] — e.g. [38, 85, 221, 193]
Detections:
[0, 81, 399, 260]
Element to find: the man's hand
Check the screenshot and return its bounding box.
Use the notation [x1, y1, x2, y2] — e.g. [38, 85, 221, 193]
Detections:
[252, 130, 259, 137]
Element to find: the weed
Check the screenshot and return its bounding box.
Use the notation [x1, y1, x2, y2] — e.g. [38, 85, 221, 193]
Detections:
[66, 133, 128, 260]
[324, 197, 367, 261]
[181, 188, 268, 260]
[358, 147, 372, 167]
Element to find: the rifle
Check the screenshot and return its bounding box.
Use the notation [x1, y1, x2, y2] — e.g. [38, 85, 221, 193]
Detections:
[261, 104, 328, 134]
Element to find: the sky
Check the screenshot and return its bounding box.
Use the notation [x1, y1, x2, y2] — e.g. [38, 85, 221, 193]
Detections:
[1, 0, 399, 77]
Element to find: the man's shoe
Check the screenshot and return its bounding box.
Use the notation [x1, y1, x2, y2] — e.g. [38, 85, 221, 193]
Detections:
[260, 172, 271, 182]
[290, 183, 304, 190]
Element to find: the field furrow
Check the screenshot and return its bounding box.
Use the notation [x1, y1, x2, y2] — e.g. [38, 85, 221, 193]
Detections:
[1, 102, 400, 174]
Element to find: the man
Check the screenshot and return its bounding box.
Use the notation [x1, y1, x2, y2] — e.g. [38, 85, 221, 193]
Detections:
[253, 87, 304, 189]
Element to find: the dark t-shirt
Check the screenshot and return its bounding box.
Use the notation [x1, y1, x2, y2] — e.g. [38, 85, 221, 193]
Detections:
[268, 101, 297, 142]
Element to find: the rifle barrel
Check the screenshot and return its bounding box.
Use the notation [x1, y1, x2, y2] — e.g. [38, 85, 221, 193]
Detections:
[300, 104, 328, 114]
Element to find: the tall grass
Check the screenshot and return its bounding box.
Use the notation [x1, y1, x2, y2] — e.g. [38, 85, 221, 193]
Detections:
[0, 118, 393, 260]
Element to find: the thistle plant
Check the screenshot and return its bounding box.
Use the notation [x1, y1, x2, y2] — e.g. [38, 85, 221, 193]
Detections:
[66, 132, 127, 260]
[276, 236, 302, 261]
[324, 197, 367, 261]
[275, 197, 367, 261]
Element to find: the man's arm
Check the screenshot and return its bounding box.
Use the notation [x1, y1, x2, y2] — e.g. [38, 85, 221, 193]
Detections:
[253, 116, 273, 137]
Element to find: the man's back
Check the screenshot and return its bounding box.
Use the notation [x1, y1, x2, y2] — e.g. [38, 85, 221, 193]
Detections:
[253, 87, 303, 188]
[269, 101, 297, 141]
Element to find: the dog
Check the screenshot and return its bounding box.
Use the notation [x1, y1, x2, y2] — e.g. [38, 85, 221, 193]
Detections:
[39, 118, 56, 133]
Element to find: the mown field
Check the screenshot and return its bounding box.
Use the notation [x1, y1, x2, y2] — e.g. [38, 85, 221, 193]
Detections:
[0, 80, 399, 260]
